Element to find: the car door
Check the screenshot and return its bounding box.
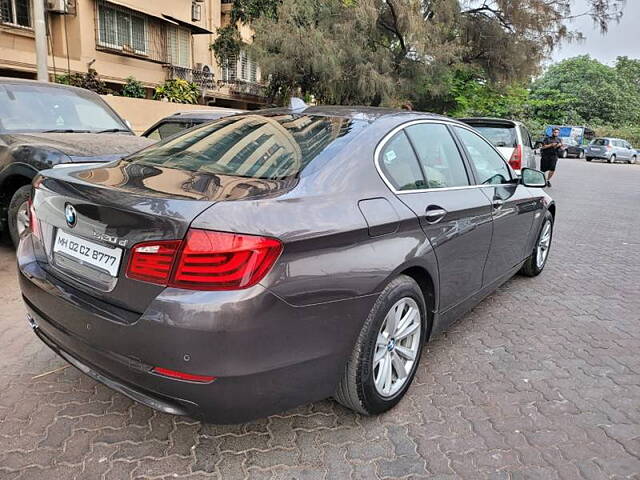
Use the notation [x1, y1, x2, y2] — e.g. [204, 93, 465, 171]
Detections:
[378, 122, 493, 313]
[451, 125, 541, 287]
[613, 140, 626, 160]
[623, 141, 633, 160]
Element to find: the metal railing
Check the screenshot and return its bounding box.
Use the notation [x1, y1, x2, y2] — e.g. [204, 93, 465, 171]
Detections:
[165, 65, 215, 91]
[219, 79, 268, 99]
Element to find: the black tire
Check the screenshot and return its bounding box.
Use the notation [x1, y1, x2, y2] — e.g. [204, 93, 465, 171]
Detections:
[8, 185, 32, 248]
[335, 275, 427, 415]
[630, 155, 637, 164]
[561, 149, 568, 159]
[608, 155, 616, 164]
[586, 157, 592, 162]
[578, 150, 585, 159]
[520, 210, 554, 277]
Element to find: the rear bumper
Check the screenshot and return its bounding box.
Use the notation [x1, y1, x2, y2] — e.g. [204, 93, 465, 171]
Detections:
[18, 236, 375, 423]
[585, 152, 610, 159]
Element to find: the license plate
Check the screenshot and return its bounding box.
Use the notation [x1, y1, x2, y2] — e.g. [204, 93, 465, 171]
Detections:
[53, 230, 123, 277]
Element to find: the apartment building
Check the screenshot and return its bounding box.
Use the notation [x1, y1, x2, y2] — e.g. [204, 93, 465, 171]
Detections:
[0, 0, 267, 108]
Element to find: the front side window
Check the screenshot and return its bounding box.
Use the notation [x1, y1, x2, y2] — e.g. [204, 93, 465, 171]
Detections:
[454, 126, 511, 185]
[520, 126, 532, 148]
[405, 123, 469, 189]
[0, 83, 127, 133]
[98, 3, 146, 54]
[379, 132, 425, 191]
[1, 0, 31, 27]
[127, 114, 363, 180]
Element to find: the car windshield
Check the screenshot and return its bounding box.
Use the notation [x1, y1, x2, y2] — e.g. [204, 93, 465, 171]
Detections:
[0, 83, 128, 133]
[470, 125, 518, 148]
[126, 113, 363, 180]
[592, 139, 609, 146]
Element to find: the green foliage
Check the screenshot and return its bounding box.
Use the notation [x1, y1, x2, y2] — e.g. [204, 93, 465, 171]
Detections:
[210, 25, 243, 65]
[153, 79, 200, 104]
[530, 56, 640, 127]
[55, 69, 109, 94]
[121, 76, 146, 99]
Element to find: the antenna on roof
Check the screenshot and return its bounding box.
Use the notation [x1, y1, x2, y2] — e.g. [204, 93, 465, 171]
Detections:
[289, 97, 308, 112]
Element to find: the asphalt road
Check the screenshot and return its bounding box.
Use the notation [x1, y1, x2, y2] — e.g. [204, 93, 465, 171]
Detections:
[1, 157, 639, 479]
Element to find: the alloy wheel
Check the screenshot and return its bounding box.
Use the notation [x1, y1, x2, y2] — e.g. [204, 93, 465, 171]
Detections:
[16, 201, 30, 237]
[536, 220, 552, 269]
[373, 297, 422, 398]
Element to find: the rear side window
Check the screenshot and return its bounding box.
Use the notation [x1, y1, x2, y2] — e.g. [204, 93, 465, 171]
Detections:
[126, 114, 362, 180]
[470, 125, 518, 148]
[592, 138, 609, 146]
[379, 132, 425, 191]
[405, 123, 469, 188]
[520, 126, 533, 148]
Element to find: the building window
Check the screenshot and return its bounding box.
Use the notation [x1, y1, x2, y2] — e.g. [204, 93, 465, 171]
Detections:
[167, 26, 191, 68]
[222, 55, 237, 82]
[224, 50, 259, 83]
[97, 2, 146, 54]
[0, 0, 32, 28]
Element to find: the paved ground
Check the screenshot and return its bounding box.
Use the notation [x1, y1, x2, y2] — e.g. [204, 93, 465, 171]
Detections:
[1, 157, 639, 480]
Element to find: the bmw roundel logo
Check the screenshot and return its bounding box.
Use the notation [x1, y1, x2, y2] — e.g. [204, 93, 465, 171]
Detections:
[65, 204, 77, 228]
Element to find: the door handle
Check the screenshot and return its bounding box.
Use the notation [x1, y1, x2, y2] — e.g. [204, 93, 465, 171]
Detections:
[425, 205, 447, 224]
[492, 198, 504, 210]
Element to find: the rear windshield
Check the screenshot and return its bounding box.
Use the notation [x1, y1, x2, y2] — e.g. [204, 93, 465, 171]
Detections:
[127, 114, 362, 180]
[592, 138, 609, 146]
[470, 125, 518, 148]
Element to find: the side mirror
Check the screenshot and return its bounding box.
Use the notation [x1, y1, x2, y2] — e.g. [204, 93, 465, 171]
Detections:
[520, 168, 546, 188]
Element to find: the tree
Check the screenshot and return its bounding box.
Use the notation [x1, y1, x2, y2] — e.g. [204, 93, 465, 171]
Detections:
[530, 55, 640, 126]
[217, 0, 625, 107]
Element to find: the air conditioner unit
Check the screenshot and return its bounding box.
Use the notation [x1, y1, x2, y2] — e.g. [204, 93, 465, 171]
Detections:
[47, 0, 69, 13]
[195, 63, 212, 73]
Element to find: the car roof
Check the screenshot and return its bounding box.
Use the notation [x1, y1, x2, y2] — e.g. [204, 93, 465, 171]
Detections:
[0, 76, 104, 96]
[163, 110, 244, 121]
[458, 117, 519, 127]
[253, 105, 464, 126]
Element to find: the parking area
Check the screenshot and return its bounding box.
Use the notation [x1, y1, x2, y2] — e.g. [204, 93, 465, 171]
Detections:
[1, 157, 639, 480]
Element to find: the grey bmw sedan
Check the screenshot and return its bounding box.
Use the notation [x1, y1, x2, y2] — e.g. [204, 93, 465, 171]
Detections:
[17, 106, 555, 423]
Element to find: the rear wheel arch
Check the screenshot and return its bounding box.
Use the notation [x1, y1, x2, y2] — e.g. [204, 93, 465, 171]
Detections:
[398, 266, 436, 340]
[1, 173, 34, 212]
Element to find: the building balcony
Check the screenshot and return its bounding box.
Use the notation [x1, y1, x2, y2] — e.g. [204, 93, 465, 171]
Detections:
[165, 65, 268, 104]
[165, 65, 215, 91]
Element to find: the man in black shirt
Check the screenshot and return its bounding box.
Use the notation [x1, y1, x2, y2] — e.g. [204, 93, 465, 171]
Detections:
[540, 128, 565, 187]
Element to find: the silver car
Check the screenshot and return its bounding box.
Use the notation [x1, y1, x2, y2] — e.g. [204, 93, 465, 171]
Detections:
[585, 137, 638, 164]
[459, 118, 537, 174]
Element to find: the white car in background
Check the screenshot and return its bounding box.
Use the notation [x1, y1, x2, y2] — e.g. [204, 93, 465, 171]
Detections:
[459, 118, 537, 174]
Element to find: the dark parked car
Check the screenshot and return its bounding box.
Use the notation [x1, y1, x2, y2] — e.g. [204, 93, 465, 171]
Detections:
[141, 109, 242, 141]
[0, 78, 154, 246]
[18, 106, 555, 423]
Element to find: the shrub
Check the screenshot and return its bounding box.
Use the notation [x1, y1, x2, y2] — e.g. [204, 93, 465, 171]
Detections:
[153, 79, 200, 104]
[55, 69, 109, 94]
[121, 76, 146, 98]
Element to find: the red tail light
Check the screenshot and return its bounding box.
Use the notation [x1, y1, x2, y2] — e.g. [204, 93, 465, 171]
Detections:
[28, 199, 41, 239]
[127, 240, 181, 284]
[152, 367, 215, 383]
[126, 229, 283, 291]
[508, 145, 522, 171]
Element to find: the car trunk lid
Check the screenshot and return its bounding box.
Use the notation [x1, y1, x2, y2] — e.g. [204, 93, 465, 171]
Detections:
[31, 160, 295, 315]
